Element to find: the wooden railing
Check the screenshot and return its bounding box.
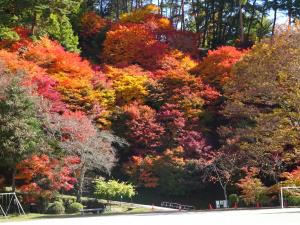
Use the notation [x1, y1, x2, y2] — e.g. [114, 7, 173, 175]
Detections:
[161, 201, 195, 210]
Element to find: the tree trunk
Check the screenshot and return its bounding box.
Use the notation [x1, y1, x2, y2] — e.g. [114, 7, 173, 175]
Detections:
[99, 0, 103, 16]
[123, 0, 128, 12]
[160, 0, 164, 16]
[287, 0, 293, 26]
[272, 1, 278, 36]
[211, 0, 216, 48]
[223, 184, 228, 206]
[217, 2, 224, 45]
[31, 12, 37, 36]
[201, 1, 209, 47]
[258, 1, 267, 41]
[11, 167, 17, 192]
[180, 0, 185, 30]
[247, 0, 257, 37]
[76, 166, 86, 203]
[115, 0, 120, 20]
[130, 0, 134, 11]
[238, 0, 244, 43]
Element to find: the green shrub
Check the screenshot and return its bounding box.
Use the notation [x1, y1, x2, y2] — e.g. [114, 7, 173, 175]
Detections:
[66, 202, 84, 214]
[60, 195, 77, 203]
[46, 201, 65, 214]
[228, 194, 239, 207]
[61, 196, 76, 209]
[94, 178, 136, 201]
[287, 195, 300, 206]
[257, 193, 271, 206]
[54, 197, 64, 203]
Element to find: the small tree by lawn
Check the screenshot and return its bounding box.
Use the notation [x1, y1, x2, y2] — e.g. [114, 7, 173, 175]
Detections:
[16, 154, 79, 211]
[47, 111, 120, 202]
[94, 178, 136, 203]
[203, 148, 244, 203]
[237, 168, 268, 206]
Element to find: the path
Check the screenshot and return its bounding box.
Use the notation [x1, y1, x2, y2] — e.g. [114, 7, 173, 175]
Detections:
[2, 208, 300, 225]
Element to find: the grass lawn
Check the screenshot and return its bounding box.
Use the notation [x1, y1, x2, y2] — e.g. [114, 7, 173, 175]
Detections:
[0, 194, 154, 222]
[0, 203, 152, 222]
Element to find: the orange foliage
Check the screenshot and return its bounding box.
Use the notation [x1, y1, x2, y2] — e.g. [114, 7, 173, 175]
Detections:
[24, 38, 115, 121]
[0, 50, 46, 78]
[120, 4, 172, 31]
[282, 167, 300, 186]
[0, 49, 67, 112]
[197, 46, 246, 88]
[158, 50, 198, 72]
[25, 38, 94, 79]
[124, 155, 159, 188]
[16, 155, 79, 199]
[102, 23, 168, 70]
[155, 69, 220, 106]
[124, 147, 186, 189]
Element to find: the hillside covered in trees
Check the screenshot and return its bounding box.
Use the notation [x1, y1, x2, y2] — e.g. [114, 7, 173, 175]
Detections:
[0, 0, 300, 209]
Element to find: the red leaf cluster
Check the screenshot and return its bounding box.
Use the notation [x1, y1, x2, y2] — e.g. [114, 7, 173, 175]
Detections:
[16, 155, 79, 199]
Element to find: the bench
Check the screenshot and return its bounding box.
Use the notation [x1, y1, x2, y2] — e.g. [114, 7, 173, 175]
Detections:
[80, 208, 104, 215]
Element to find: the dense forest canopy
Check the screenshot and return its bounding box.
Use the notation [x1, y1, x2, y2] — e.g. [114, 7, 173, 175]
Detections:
[1, 0, 299, 50]
[0, 0, 300, 210]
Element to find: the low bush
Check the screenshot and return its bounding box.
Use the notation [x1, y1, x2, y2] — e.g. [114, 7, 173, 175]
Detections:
[46, 201, 65, 214]
[287, 195, 300, 206]
[66, 202, 84, 214]
[228, 194, 239, 207]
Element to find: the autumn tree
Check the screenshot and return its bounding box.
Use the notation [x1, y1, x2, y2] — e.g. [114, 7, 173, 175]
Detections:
[152, 146, 187, 195]
[220, 25, 300, 185]
[102, 23, 168, 70]
[237, 168, 268, 206]
[197, 46, 246, 90]
[123, 155, 159, 188]
[79, 12, 108, 59]
[105, 65, 150, 105]
[16, 154, 79, 208]
[155, 70, 219, 116]
[281, 167, 300, 187]
[48, 111, 118, 202]
[120, 4, 172, 31]
[203, 148, 245, 202]
[121, 103, 165, 152]
[24, 37, 115, 126]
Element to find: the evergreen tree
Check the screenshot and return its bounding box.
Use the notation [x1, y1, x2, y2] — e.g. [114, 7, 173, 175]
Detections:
[0, 0, 82, 52]
[0, 67, 45, 190]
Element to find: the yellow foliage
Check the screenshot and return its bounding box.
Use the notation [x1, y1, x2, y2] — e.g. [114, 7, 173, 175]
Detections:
[120, 4, 172, 30]
[113, 73, 148, 104]
[104, 65, 151, 104]
[160, 50, 198, 72]
[172, 50, 198, 71]
[158, 17, 172, 29]
[120, 4, 160, 23]
[54, 72, 115, 111]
